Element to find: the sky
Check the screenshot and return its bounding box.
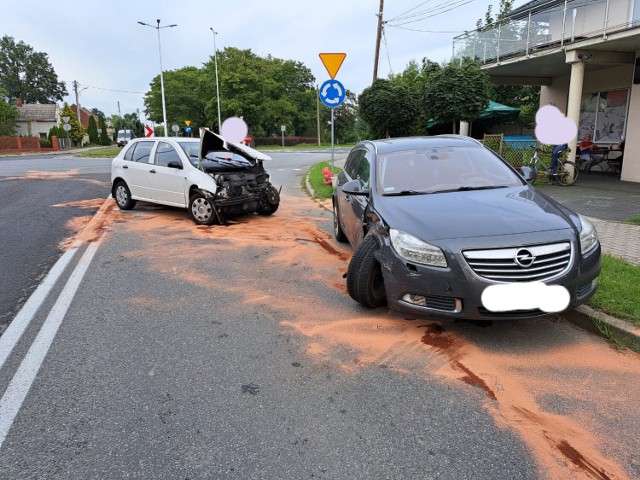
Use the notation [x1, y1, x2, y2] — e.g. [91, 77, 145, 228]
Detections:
[1, 0, 528, 125]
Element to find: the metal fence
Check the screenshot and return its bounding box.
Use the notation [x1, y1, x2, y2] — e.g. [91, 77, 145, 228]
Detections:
[57, 138, 73, 149]
[483, 134, 541, 168]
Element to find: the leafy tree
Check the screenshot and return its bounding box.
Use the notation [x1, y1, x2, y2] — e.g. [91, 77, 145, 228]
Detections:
[0, 98, 19, 135]
[358, 79, 419, 138]
[0, 35, 67, 103]
[98, 115, 110, 145]
[60, 103, 85, 144]
[423, 60, 491, 133]
[319, 90, 359, 144]
[87, 115, 98, 144]
[90, 107, 104, 118]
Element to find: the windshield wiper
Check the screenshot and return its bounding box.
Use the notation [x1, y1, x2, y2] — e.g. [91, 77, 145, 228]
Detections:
[430, 185, 510, 193]
[384, 190, 430, 196]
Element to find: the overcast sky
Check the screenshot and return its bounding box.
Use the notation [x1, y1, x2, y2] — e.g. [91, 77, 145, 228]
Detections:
[1, 0, 527, 124]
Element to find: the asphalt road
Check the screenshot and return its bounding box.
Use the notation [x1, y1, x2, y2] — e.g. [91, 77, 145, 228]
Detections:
[0, 149, 638, 479]
[0, 154, 111, 329]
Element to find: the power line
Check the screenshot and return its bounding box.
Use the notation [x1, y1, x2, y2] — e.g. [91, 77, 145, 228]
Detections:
[62, 81, 145, 95]
[386, 0, 436, 23]
[388, 0, 476, 26]
[382, 26, 393, 75]
[386, 25, 465, 33]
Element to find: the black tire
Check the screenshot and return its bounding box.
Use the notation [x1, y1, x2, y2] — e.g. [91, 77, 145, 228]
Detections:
[113, 180, 136, 210]
[346, 234, 387, 308]
[333, 200, 348, 243]
[258, 185, 280, 215]
[189, 193, 216, 225]
[556, 161, 578, 186]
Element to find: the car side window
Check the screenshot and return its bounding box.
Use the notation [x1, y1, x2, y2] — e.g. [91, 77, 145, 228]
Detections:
[346, 149, 365, 180]
[354, 150, 371, 188]
[123, 143, 135, 161]
[155, 142, 182, 167]
[132, 141, 154, 163]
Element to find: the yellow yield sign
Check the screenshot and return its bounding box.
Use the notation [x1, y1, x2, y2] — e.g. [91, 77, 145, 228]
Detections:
[185, 120, 191, 126]
[319, 53, 346, 79]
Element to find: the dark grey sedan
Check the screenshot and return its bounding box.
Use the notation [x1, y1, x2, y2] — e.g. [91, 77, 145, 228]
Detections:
[333, 136, 601, 320]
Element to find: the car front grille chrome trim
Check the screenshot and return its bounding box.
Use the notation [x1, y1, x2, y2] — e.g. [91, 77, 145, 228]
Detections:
[462, 242, 572, 283]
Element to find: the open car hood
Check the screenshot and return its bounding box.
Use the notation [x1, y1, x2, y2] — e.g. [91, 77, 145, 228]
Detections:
[200, 128, 272, 163]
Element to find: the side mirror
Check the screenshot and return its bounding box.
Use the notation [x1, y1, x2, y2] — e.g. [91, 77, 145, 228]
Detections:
[167, 160, 183, 170]
[341, 179, 369, 196]
[519, 166, 536, 182]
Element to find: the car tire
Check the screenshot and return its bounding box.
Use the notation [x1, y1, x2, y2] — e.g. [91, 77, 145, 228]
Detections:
[258, 185, 280, 216]
[346, 234, 387, 308]
[113, 181, 136, 210]
[189, 193, 217, 225]
[333, 200, 348, 243]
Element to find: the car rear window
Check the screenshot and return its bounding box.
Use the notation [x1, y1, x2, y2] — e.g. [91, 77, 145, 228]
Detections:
[376, 146, 522, 194]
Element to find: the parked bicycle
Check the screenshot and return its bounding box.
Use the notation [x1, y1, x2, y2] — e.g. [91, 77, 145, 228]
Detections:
[525, 147, 578, 186]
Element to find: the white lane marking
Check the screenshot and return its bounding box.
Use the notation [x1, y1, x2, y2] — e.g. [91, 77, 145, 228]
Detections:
[0, 248, 78, 372]
[0, 241, 100, 448]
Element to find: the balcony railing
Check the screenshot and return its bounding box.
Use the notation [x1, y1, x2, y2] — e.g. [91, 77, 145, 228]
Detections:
[453, 0, 639, 64]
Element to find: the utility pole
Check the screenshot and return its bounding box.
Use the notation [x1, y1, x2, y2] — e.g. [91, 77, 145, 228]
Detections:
[117, 101, 121, 117]
[373, 0, 384, 82]
[73, 80, 82, 146]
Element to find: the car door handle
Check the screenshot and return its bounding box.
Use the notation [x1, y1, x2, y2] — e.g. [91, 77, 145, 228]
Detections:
[122, 165, 128, 169]
[149, 169, 156, 174]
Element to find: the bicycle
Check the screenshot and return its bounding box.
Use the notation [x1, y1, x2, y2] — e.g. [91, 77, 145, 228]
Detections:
[525, 147, 578, 186]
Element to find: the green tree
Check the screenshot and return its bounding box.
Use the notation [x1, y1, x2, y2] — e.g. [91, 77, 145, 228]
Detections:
[60, 103, 85, 144]
[87, 115, 98, 144]
[0, 35, 67, 103]
[0, 98, 19, 135]
[98, 115, 110, 145]
[423, 61, 491, 133]
[358, 79, 419, 138]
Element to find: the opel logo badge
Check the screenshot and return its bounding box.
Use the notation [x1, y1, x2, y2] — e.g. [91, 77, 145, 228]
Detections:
[514, 249, 535, 268]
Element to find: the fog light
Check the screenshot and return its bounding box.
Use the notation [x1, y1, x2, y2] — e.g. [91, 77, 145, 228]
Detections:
[403, 294, 427, 306]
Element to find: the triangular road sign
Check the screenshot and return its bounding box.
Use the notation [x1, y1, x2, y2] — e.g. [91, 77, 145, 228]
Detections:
[319, 53, 346, 79]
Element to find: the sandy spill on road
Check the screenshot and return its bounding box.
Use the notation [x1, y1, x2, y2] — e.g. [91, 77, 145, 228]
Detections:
[58, 197, 125, 249]
[114, 194, 638, 480]
[2, 169, 108, 187]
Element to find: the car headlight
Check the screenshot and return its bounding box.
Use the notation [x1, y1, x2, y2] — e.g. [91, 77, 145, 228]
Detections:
[578, 214, 598, 255]
[390, 229, 447, 267]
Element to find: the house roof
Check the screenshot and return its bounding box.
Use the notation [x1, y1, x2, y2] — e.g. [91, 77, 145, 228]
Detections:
[507, 0, 565, 20]
[17, 104, 59, 122]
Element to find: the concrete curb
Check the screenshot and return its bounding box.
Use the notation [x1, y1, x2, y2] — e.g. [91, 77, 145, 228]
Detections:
[304, 161, 639, 349]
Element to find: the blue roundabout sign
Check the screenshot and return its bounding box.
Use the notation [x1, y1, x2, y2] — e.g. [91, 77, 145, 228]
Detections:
[319, 79, 346, 108]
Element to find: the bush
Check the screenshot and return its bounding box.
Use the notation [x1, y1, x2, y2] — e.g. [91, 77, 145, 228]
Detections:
[40, 138, 52, 148]
[253, 136, 317, 147]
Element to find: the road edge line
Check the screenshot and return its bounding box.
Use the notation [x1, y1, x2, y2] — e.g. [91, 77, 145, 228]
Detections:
[0, 241, 99, 448]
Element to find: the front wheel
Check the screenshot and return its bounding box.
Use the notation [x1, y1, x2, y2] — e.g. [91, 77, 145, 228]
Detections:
[556, 161, 578, 186]
[346, 235, 387, 308]
[257, 185, 280, 215]
[189, 193, 217, 225]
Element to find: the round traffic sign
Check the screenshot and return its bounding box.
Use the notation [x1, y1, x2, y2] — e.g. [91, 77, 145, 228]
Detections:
[171, 124, 179, 133]
[63, 124, 72, 131]
[319, 79, 346, 108]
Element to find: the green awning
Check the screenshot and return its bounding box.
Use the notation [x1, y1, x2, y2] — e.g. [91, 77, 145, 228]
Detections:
[427, 100, 520, 129]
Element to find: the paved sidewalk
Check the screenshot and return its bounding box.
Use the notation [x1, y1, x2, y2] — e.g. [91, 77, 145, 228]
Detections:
[588, 217, 640, 265]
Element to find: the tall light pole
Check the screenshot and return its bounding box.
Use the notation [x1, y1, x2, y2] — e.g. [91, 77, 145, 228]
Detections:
[210, 27, 222, 133]
[138, 19, 177, 136]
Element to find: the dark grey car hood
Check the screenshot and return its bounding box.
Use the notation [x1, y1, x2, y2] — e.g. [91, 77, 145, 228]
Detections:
[373, 185, 576, 241]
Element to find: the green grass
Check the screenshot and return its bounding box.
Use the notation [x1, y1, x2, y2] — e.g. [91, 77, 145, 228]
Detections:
[624, 216, 640, 225]
[75, 147, 121, 158]
[589, 254, 640, 326]
[306, 161, 342, 200]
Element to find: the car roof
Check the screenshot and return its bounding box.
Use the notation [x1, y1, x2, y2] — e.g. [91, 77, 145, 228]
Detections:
[363, 135, 483, 154]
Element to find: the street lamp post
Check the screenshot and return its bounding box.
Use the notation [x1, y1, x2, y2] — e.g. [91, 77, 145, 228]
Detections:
[138, 19, 177, 136]
[210, 28, 222, 133]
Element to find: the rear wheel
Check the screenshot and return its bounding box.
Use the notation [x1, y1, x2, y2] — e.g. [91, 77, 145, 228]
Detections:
[346, 235, 387, 308]
[189, 193, 216, 225]
[113, 181, 136, 210]
[333, 201, 348, 243]
[556, 161, 578, 186]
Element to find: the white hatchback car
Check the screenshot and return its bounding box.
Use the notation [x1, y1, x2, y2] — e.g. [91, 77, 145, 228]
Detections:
[111, 130, 280, 225]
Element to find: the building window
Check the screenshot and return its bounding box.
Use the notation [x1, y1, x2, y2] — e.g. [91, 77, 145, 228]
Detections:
[579, 89, 629, 143]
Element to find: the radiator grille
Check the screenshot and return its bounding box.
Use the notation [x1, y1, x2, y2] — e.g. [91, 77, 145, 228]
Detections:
[463, 242, 571, 283]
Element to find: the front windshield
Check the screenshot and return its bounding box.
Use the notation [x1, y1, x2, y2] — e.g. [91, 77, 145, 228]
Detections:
[376, 146, 523, 195]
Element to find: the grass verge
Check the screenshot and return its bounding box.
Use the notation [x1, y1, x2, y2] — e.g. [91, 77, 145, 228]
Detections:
[624, 215, 640, 225]
[592, 317, 640, 353]
[260, 143, 355, 151]
[588, 254, 640, 326]
[75, 147, 121, 158]
[306, 161, 342, 200]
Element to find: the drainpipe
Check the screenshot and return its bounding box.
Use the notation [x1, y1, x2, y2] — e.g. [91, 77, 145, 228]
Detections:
[603, 0, 611, 39]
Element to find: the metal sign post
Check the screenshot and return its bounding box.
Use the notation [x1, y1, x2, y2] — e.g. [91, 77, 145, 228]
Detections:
[331, 109, 335, 172]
